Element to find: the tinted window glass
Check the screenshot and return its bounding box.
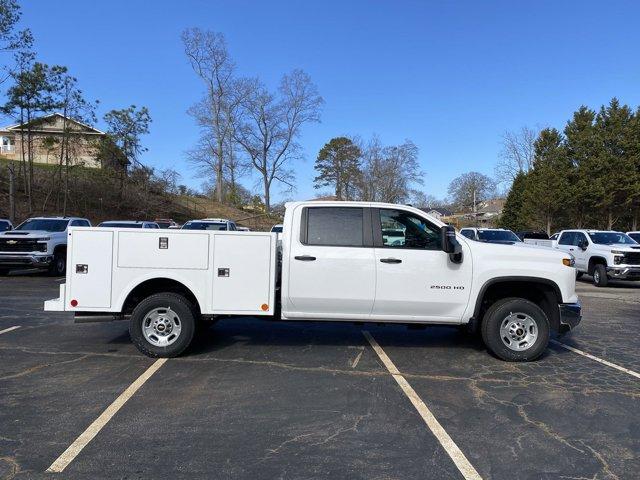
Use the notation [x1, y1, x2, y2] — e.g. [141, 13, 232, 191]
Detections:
[460, 230, 475, 239]
[588, 232, 636, 245]
[0, 221, 11, 231]
[558, 232, 575, 245]
[573, 232, 588, 246]
[17, 219, 69, 232]
[305, 207, 363, 247]
[477, 230, 522, 243]
[629, 233, 640, 243]
[182, 222, 227, 231]
[271, 225, 283, 233]
[379, 209, 441, 250]
[99, 222, 143, 228]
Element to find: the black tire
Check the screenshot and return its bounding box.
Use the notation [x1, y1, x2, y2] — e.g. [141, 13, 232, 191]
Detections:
[593, 264, 608, 287]
[576, 271, 583, 279]
[129, 292, 196, 357]
[481, 297, 550, 362]
[48, 250, 66, 276]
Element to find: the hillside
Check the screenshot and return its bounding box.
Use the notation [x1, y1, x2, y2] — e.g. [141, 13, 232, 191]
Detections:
[0, 160, 282, 231]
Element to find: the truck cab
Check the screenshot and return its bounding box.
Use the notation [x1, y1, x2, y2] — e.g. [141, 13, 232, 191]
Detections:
[45, 202, 580, 362]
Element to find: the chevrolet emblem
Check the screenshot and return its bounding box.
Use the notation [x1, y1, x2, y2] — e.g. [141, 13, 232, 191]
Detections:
[6, 240, 17, 245]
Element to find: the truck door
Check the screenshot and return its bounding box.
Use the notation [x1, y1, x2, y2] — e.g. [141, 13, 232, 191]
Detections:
[570, 232, 589, 271]
[286, 206, 375, 317]
[371, 208, 472, 322]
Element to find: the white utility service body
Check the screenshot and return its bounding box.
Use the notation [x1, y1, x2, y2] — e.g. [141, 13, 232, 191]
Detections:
[45, 201, 581, 361]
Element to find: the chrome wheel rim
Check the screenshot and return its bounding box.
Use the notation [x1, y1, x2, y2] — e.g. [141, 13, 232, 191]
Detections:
[142, 307, 182, 347]
[594, 270, 600, 282]
[57, 256, 66, 274]
[499, 312, 538, 351]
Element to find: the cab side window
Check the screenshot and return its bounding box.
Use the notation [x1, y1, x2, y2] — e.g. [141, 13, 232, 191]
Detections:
[573, 232, 587, 246]
[303, 207, 364, 247]
[379, 209, 441, 250]
[558, 232, 575, 246]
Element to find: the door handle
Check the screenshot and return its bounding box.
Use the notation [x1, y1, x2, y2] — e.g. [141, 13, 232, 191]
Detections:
[380, 258, 402, 264]
[294, 255, 316, 261]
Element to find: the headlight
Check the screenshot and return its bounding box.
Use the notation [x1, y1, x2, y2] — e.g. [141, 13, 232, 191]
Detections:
[611, 250, 625, 255]
[562, 257, 575, 267]
[37, 237, 50, 242]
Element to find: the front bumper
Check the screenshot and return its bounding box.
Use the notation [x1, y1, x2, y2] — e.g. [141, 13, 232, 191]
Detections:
[0, 254, 53, 268]
[558, 301, 582, 333]
[606, 265, 640, 280]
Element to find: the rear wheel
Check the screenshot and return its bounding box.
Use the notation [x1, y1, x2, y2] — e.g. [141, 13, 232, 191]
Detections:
[48, 250, 66, 276]
[129, 292, 196, 357]
[593, 264, 608, 287]
[481, 297, 550, 362]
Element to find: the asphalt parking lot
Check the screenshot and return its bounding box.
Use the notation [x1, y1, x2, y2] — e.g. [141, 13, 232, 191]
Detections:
[0, 274, 638, 479]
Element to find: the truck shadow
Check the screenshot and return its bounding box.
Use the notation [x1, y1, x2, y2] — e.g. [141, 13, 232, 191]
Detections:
[187, 317, 488, 356]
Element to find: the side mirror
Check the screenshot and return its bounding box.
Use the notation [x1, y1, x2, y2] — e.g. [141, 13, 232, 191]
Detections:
[441, 225, 463, 263]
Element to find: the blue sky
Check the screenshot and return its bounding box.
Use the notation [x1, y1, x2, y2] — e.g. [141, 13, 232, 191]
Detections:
[14, 0, 640, 202]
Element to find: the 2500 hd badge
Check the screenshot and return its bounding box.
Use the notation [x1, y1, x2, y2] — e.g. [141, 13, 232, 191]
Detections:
[430, 285, 465, 290]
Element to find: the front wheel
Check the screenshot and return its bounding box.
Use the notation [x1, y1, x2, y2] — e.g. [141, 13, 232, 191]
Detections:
[481, 297, 550, 362]
[593, 264, 608, 287]
[48, 250, 66, 276]
[129, 292, 197, 357]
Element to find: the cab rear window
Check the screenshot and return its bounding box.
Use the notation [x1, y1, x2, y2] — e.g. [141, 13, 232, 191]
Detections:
[303, 207, 364, 247]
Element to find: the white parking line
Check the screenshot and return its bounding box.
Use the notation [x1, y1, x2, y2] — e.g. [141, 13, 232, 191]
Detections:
[0, 326, 20, 335]
[551, 340, 640, 379]
[46, 358, 167, 473]
[363, 331, 482, 480]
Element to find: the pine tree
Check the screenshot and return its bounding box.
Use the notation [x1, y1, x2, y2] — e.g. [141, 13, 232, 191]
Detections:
[313, 137, 361, 200]
[499, 171, 530, 230]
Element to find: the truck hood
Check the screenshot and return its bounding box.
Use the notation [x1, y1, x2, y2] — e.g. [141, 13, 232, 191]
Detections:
[0, 230, 53, 239]
[592, 243, 640, 252]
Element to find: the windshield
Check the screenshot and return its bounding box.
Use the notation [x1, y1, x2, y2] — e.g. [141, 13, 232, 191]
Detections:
[629, 233, 640, 243]
[182, 221, 227, 231]
[477, 230, 522, 242]
[271, 225, 283, 233]
[588, 232, 637, 245]
[16, 219, 69, 232]
[99, 222, 142, 228]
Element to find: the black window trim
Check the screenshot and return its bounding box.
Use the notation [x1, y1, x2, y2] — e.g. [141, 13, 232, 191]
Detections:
[299, 206, 373, 248]
[372, 207, 443, 251]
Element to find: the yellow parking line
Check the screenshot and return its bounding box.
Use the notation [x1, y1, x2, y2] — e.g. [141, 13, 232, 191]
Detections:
[46, 358, 167, 473]
[551, 340, 640, 379]
[363, 331, 482, 480]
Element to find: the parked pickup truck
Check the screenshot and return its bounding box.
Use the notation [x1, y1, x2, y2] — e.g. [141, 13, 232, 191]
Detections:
[0, 217, 91, 276]
[44, 201, 581, 361]
[555, 229, 640, 286]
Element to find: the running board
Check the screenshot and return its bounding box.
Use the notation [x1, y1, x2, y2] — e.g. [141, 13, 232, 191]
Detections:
[74, 312, 128, 323]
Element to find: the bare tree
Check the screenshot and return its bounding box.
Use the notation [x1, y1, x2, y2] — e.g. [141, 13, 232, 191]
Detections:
[495, 126, 540, 184]
[358, 136, 423, 203]
[234, 70, 323, 211]
[448, 171, 497, 215]
[182, 28, 240, 203]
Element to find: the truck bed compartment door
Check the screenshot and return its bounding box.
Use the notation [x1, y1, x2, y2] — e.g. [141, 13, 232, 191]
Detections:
[69, 230, 113, 309]
[212, 234, 274, 313]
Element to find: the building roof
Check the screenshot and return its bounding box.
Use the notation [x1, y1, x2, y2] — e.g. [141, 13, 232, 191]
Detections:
[424, 207, 454, 216]
[0, 113, 105, 135]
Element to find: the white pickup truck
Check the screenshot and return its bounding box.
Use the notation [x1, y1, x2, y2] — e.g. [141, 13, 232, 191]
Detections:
[45, 201, 581, 361]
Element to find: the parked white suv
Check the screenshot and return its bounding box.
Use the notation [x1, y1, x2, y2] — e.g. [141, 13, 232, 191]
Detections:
[555, 230, 640, 286]
[0, 217, 91, 276]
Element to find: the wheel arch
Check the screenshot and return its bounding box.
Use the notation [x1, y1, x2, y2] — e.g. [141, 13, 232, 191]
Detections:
[588, 256, 607, 274]
[473, 276, 562, 331]
[119, 277, 201, 315]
